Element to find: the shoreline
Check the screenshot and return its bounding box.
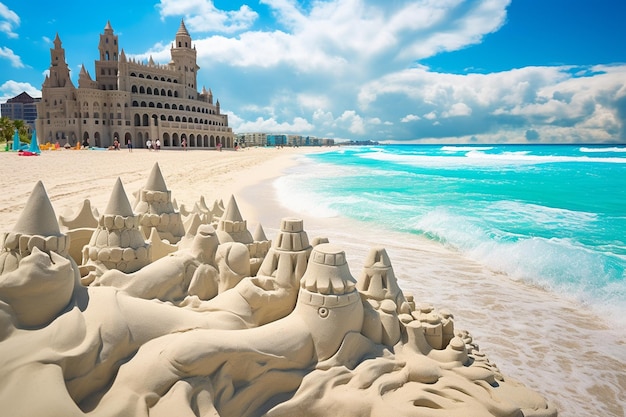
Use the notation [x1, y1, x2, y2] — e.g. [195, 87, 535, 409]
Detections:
[1, 147, 625, 416]
[239, 153, 626, 417]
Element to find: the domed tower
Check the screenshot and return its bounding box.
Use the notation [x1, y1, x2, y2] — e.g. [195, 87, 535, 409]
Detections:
[95, 21, 119, 90]
[170, 19, 199, 100]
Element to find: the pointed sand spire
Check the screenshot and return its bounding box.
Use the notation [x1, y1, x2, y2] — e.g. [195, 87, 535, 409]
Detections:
[253, 223, 268, 242]
[145, 163, 168, 192]
[104, 178, 134, 216]
[13, 181, 61, 237]
[222, 195, 244, 222]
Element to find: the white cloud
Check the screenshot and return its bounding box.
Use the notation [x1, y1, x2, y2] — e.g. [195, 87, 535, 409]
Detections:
[157, 0, 258, 33]
[401, 114, 421, 122]
[423, 111, 437, 120]
[0, 2, 19, 38]
[338, 110, 366, 134]
[357, 64, 626, 142]
[443, 102, 472, 117]
[0, 80, 40, 102]
[0, 46, 24, 68]
[232, 115, 314, 133]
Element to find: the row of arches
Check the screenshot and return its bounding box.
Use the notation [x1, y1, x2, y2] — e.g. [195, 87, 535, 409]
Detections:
[131, 85, 179, 98]
[130, 72, 178, 83]
[132, 113, 226, 127]
[45, 130, 233, 150]
[131, 100, 217, 115]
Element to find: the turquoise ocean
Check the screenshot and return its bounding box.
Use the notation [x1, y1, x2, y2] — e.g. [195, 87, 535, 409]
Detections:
[274, 144, 626, 328]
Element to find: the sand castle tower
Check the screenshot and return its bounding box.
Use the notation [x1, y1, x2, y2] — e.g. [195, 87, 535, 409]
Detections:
[134, 163, 185, 244]
[0, 181, 70, 274]
[256, 218, 312, 282]
[249, 223, 271, 276]
[357, 247, 409, 311]
[216, 195, 253, 245]
[82, 178, 151, 275]
[295, 243, 363, 360]
[216, 195, 275, 273]
[0, 181, 75, 328]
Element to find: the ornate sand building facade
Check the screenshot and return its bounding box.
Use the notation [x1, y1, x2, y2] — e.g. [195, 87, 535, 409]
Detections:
[36, 21, 233, 149]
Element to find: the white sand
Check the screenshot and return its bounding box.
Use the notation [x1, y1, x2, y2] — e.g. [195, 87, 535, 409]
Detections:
[0, 147, 624, 416]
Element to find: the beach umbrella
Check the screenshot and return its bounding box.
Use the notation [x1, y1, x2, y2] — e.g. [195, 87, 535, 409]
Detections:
[28, 129, 41, 154]
[12, 129, 19, 152]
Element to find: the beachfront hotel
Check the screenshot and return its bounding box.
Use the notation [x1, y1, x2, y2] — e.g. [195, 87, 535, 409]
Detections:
[35, 21, 234, 150]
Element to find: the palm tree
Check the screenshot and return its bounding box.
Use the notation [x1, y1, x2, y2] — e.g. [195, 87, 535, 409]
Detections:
[0, 117, 14, 150]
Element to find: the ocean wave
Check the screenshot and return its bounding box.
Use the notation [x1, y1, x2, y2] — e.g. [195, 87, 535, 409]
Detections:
[353, 149, 626, 167]
[441, 146, 494, 152]
[411, 208, 626, 322]
[580, 146, 626, 153]
[465, 150, 626, 164]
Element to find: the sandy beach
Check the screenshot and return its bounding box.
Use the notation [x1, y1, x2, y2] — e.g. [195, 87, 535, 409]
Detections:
[0, 147, 624, 416]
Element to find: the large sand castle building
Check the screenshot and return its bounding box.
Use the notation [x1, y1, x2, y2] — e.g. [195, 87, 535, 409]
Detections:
[36, 21, 234, 150]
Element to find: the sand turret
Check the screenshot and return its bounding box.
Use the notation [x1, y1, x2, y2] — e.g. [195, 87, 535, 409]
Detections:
[249, 223, 271, 276]
[0, 181, 70, 274]
[294, 243, 363, 360]
[82, 178, 151, 275]
[257, 218, 311, 282]
[216, 195, 253, 244]
[134, 163, 185, 243]
[357, 247, 408, 311]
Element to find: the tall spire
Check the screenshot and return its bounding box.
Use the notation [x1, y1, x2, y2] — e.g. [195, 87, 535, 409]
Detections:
[13, 181, 62, 237]
[177, 19, 190, 37]
[145, 163, 168, 192]
[222, 195, 244, 222]
[104, 178, 134, 216]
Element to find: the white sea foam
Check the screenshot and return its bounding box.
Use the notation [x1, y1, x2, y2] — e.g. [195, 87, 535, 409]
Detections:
[440, 145, 494, 152]
[360, 149, 626, 167]
[413, 207, 626, 329]
[465, 150, 626, 164]
[580, 146, 626, 153]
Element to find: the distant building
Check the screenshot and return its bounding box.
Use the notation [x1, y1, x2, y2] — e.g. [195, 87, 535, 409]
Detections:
[1, 92, 41, 131]
[236, 132, 267, 147]
[234, 132, 335, 147]
[36, 20, 234, 149]
[266, 134, 287, 146]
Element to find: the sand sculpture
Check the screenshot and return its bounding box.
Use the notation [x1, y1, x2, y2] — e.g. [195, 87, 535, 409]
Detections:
[0, 165, 557, 417]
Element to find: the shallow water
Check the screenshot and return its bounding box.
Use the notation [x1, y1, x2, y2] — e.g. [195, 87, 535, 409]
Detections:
[275, 145, 626, 330]
[243, 144, 626, 417]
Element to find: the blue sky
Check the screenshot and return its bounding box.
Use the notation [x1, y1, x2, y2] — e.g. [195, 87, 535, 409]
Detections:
[1, 0, 625, 143]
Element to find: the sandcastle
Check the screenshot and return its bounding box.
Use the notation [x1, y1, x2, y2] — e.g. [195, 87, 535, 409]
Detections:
[0, 165, 557, 417]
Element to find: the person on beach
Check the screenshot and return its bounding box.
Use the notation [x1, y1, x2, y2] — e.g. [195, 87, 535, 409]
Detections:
[217, 142, 222, 152]
[155, 139, 161, 151]
[182, 138, 187, 151]
[126, 137, 133, 152]
[146, 139, 152, 151]
[82, 138, 90, 149]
